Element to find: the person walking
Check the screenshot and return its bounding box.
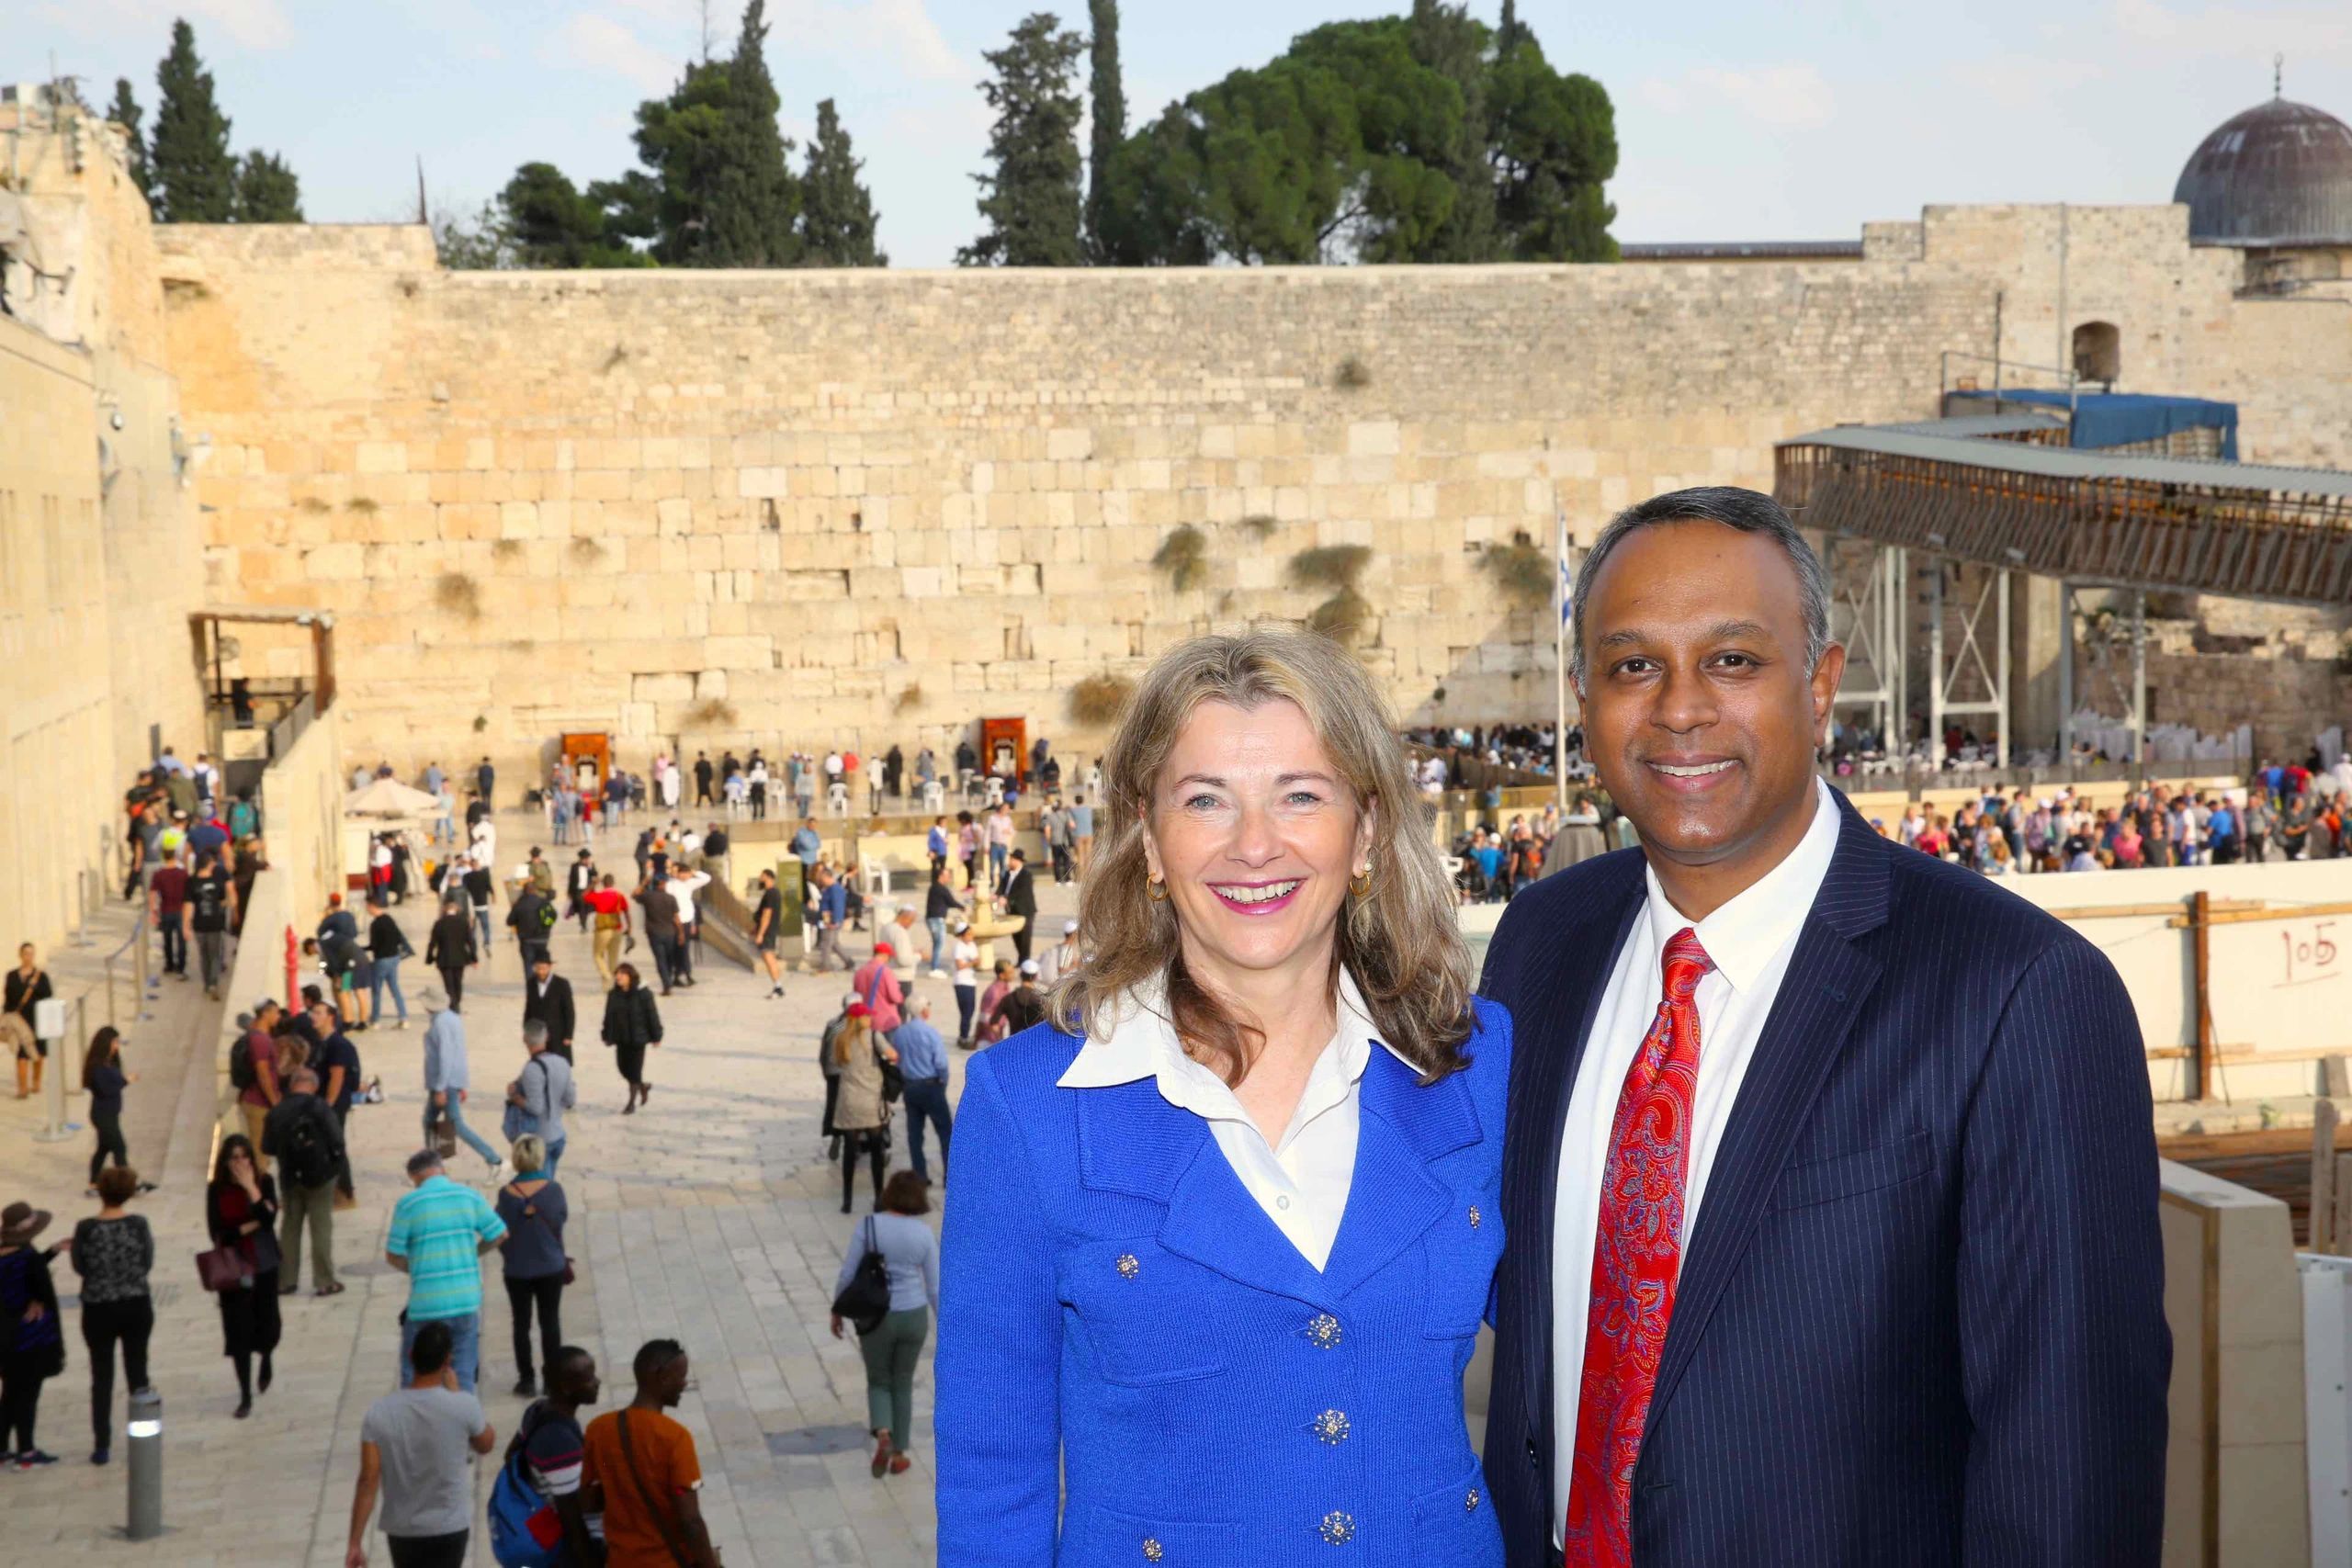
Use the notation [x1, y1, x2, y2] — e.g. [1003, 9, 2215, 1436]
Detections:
[946, 919, 980, 1048]
[80, 1026, 136, 1194]
[387, 1148, 508, 1393]
[205, 1134, 281, 1418]
[148, 846, 190, 980]
[504, 1021, 576, 1176]
[584, 874, 631, 989]
[508, 879, 556, 974]
[234, 999, 284, 1148]
[524, 954, 579, 1066]
[420, 986, 503, 1181]
[852, 942, 905, 1044]
[601, 964, 663, 1114]
[923, 863, 963, 980]
[831, 1171, 940, 1480]
[1035, 919, 1083, 987]
[638, 875, 686, 997]
[512, 1347, 604, 1567]
[73, 1168, 153, 1465]
[983, 959, 1048, 1039]
[367, 896, 413, 1030]
[995, 848, 1037, 964]
[752, 867, 787, 998]
[831, 1004, 897, 1214]
[819, 990, 857, 1157]
[424, 898, 477, 1012]
[189, 848, 236, 998]
[494, 1134, 570, 1399]
[893, 998, 952, 1185]
[345, 1318, 494, 1568]
[264, 1066, 347, 1298]
[1070, 790, 1095, 879]
[6, 943, 52, 1100]
[582, 1339, 723, 1568]
[0, 1200, 64, 1469]
[664, 864, 709, 987]
[808, 863, 853, 973]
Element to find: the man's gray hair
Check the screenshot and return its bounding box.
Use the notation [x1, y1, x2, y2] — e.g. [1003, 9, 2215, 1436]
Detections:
[1568, 486, 1831, 691]
[289, 1066, 319, 1089]
[522, 1019, 549, 1048]
[405, 1148, 444, 1179]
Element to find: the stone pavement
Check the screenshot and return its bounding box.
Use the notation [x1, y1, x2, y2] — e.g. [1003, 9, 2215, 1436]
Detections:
[6, 813, 1075, 1566]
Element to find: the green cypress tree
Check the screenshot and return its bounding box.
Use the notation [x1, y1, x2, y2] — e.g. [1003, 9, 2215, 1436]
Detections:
[1083, 0, 1125, 262]
[1497, 0, 1525, 55]
[232, 150, 303, 222]
[798, 99, 886, 266]
[702, 0, 800, 265]
[108, 78, 153, 205]
[958, 13, 1087, 266]
[632, 61, 733, 265]
[150, 19, 237, 222]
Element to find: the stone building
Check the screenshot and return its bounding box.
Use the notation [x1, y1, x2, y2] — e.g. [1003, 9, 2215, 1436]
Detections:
[4, 82, 2351, 951]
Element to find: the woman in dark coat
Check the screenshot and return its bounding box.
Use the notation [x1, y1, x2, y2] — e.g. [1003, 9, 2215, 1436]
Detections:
[204, 1134, 280, 1418]
[600, 962, 663, 1114]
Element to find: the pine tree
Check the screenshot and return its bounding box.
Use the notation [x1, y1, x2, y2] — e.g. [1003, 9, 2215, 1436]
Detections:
[958, 13, 1087, 267]
[150, 19, 238, 222]
[1083, 0, 1125, 262]
[798, 99, 885, 266]
[108, 78, 153, 205]
[233, 150, 303, 221]
[631, 61, 733, 265]
[702, 0, 801, 266]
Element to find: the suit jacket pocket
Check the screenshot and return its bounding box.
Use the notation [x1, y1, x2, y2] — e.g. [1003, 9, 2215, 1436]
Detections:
[1769, 1130, 1932, 1211]
[1060, 1240, 1229, 1386]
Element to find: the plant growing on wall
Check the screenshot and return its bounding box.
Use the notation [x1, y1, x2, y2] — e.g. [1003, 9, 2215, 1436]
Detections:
[1308, 589, 1374, 647]
[1288, 543, 1375, 648]
[435, 573, 482, 620]
[1153, 525, 1208, 592]
[345, 496, 379, 516]
[1334, 355, 1373, 390]
[1070, 672, 1136, 726]
[492, 539, 525, 565]
[569, 537, 606, 567]
[687, 697, 740, 728]
[298, 496, 332, 514]
[1238, 513, 1277, 539]
[895, 682, 923, 713]
[1481, 530, 1552, 611]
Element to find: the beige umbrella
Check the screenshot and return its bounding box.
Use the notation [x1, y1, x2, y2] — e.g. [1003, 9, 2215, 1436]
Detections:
[345, 778, 441, 818]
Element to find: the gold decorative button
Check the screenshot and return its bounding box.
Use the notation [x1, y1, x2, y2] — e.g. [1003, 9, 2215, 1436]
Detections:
[1319, 1510, 1356, 1545]
[1311, 1408, 1351, 1445]
[1467, 1204, 1482, 1229]
[1306, 1313, 1342, 1348]
[1142, 1539, 1164, 1562]
[1116, 1253, 1140, 1280]
[1465, 1487, 1481, 1512]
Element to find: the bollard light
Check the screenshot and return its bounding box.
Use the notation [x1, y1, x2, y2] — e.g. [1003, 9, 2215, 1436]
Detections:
[127, 1386, 163, 1540]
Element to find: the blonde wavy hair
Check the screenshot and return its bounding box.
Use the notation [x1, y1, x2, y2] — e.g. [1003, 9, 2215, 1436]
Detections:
[1050, 631, 1474, 1085]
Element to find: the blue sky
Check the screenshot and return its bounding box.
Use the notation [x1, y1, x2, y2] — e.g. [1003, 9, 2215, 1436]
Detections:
[19, 1, 2352, 267]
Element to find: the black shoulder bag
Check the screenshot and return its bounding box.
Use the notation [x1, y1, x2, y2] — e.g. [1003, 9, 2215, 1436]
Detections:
[830, 1215, 891, 1335]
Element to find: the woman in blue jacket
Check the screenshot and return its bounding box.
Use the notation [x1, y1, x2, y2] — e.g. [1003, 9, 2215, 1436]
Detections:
[939, 631, 1510, 1566]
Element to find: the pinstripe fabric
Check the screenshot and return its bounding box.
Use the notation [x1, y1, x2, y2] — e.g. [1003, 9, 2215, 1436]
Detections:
[1480, 794, 2171, 1567]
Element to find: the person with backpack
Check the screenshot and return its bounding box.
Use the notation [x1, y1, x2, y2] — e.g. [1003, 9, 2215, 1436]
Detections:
[188, 849, 236, 999]
[491, 1345, 602, 1566]
[233, 1000, 284, 1151]
[830, 1170, 939, 1481]
[503, 1022, 576, 1178]
[508, 883, 557, 975]
[262, 1066, 347, 1298]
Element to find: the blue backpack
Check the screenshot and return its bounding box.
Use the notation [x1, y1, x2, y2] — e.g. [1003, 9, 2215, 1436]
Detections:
[487, 1409, 564, 1567]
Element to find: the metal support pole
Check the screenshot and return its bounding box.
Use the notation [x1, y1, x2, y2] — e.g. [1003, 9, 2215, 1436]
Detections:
[2058, 581, 2075, 763]
[1891, 547, 1907, 750]
[1928, 558, 1946, 769]
[127, 1387, 164, 1539]
[1995, 568, 2011, 769]
[2131, 588, 2148, 788]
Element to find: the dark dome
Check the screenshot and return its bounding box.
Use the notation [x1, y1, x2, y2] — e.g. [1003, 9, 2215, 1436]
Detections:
[2174, 97, 2352, 246]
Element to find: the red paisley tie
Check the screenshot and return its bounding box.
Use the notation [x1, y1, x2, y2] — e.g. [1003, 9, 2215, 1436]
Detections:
[1564, 928, 1713, 1566]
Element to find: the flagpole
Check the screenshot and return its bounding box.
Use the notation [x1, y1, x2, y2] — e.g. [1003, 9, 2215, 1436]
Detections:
[1555, 500, 1570, 814]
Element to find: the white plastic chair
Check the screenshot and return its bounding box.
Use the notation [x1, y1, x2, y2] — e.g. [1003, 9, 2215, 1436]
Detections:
[828, 782, 851, 818]
[985, 776, 1006, 807]
[860, 845, 890, 897]
[922, 780, 945, 812]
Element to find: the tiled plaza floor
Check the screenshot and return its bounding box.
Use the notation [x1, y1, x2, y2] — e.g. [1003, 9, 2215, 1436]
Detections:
[4, 815, 1055, 1566]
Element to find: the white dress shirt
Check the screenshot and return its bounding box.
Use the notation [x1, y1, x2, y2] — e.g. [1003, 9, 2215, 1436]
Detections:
[1057, 970, 1391, 1271]
[1551, 778, 1840, 1539]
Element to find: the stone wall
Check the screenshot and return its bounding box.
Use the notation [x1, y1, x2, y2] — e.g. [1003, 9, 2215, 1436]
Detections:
[153, 199, 2352, 785]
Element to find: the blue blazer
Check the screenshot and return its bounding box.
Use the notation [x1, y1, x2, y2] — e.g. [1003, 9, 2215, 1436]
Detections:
[937, 1000, 1513, 1566]
[1478, 795, 2171, 1566]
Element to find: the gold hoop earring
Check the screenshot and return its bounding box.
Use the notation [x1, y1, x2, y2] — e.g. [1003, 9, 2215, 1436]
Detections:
[1349, 869, 1373, 897]
[1147, 877, 1170, 902]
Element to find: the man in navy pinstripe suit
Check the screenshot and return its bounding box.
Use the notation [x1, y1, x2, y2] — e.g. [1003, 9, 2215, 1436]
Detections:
[1481, 487, 2169, 1567]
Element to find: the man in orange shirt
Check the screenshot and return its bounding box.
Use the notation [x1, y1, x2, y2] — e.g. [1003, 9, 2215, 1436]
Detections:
[582, 1338, 720, 1567]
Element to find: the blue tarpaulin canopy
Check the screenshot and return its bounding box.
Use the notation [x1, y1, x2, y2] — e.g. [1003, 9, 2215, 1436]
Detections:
[1948, 389, 2239, 460]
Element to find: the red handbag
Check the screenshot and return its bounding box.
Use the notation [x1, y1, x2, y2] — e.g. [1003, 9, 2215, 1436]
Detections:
[195, 1244, 248, 1292]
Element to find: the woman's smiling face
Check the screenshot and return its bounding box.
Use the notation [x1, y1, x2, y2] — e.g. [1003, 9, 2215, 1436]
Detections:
[1142, 698, 1374, 998]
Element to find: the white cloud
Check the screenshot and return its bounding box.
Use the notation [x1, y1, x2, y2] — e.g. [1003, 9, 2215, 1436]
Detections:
[1638, 63, 1836, 130]
[31, 0, 291, 51]
[547, 11, 680, 97]
[2110, 0, 2351, 64]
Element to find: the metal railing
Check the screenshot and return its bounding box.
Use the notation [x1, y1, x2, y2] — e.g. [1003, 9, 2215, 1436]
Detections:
[31, 908, 152, 1144]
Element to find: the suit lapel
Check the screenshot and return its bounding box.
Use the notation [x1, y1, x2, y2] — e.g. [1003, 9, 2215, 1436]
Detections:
[1510, 870, 1645, 1432]
[1076, 1073, 1328, 1305]
[1318, 1048, 1483, 1302]
[1645, 803, 1892, 1433]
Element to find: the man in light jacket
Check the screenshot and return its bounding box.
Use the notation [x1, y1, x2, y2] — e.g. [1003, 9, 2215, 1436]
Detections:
[420, 984, 503, 1181]
[506, 1021, 577, 1177]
